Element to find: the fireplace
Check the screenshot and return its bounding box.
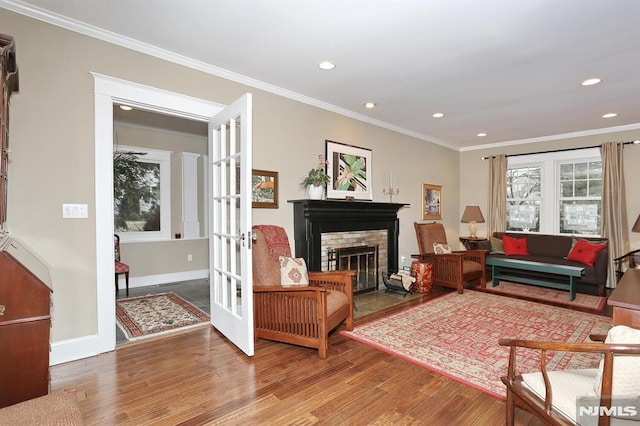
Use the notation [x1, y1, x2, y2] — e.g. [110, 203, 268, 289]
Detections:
[289, 200, 408, 286]
[328, 245, 379, 293]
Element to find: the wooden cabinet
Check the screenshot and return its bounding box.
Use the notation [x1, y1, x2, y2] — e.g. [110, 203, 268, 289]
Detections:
[0, 244, 53, 408]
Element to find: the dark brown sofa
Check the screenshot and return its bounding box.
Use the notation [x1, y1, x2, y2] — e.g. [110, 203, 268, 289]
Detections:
[479, 232, 608, 296]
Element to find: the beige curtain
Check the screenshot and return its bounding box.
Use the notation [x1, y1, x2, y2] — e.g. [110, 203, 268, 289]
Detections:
[600, 142, 629, 288]
[487, 154, 507, 234]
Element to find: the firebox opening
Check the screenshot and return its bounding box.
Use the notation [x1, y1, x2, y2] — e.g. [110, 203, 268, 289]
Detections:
[328, 245, 379, 294]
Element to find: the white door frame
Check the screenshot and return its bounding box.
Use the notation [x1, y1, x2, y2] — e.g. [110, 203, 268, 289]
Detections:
[92, 73, 224, 353]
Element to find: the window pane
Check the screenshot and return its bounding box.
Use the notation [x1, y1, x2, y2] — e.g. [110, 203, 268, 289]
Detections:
[589, 161, 602, 179]
[560, 181, 573, 197]
[574, 162, 588, 179]
[507, 166, 541, 198]
[507, 201, 539, 232]
[114, 161, 161, 233]
[560, 163, 573, 181]
[560, 200, 600, 235]
[589, 179, 602, 197]
[574, 180, 587, 197]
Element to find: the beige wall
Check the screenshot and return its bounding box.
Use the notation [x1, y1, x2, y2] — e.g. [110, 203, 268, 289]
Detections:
[2, 10, 458, 345]
[459, 130, 640, 251]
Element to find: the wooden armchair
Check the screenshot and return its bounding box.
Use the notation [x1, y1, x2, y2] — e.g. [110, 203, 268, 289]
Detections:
[252, 225, 354, 359]
[499, 326, 640, 426]
[412, 222, 486, 294]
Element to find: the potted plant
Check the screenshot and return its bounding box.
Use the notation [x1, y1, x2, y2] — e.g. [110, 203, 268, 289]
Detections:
[299, 155, 330, 199]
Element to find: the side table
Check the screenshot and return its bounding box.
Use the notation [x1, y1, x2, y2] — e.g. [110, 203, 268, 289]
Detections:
[459, 236, 488, 250]
[608, 268, 640, 328]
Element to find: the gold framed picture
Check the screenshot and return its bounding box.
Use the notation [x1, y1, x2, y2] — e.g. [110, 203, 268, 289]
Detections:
[422, 183, 442, 220]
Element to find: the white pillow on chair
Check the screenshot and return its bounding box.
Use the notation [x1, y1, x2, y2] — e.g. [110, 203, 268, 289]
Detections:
[433, 242, 452, 254]
[279, 256, 309, 287]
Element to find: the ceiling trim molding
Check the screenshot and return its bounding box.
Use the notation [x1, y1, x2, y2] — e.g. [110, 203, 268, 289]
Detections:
[1, 0, 455, 151]
[460, 123, 640, 152]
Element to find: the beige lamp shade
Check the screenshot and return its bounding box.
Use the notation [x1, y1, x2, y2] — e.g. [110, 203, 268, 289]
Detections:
[461, 206, 485, 238]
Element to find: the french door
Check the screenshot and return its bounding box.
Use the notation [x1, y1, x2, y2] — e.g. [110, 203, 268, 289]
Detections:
[208, 93, 254, 356]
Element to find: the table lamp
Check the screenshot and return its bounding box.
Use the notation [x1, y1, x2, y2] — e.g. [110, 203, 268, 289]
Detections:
[461, 206, 485, 238]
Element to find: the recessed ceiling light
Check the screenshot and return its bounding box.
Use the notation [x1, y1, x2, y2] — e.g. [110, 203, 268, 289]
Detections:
[364, 102, 377, 109]
[581, 78, 602, 86]
[602, 113, 617, 118]
[477, 133, 487, 137]
[432, 113, 444, 118]
[119, 105, 133, 111]
[318, 61, 336, 70]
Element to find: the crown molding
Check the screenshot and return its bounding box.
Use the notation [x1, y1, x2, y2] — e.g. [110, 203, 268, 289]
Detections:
[460, 123, 640, 152]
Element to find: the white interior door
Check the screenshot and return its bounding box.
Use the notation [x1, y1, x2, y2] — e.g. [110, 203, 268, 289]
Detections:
[208, 93, 253, 356]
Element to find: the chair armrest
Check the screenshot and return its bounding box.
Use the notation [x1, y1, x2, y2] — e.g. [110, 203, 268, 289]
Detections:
[309, 270, 355, 302]
[412, 253, 464, 262]
[460, 249, 486, 264]
[253, 285, 326, 293]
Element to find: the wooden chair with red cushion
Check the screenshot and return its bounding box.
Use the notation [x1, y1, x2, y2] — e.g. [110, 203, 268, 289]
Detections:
[252, 225, 354, 359]
[114, 234, 129, 296]
[412, 222, 486, 294]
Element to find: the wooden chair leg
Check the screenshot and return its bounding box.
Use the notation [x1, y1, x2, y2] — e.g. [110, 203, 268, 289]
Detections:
[115, 273, 119, 293]
[505, 389, 515, 426]
[319, 336, 328, 359]
[125, 271, 129, 296]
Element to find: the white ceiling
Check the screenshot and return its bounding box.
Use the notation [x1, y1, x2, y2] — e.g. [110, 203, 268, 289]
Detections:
[5, 0, 640, 150]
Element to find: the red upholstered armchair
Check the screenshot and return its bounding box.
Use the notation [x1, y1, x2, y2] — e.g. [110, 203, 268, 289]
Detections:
[412, 222, 486, 294]
[252, 225, 354, 359]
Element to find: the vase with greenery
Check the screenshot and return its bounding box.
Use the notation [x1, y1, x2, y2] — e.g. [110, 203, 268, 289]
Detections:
[299, 155, 330, 199]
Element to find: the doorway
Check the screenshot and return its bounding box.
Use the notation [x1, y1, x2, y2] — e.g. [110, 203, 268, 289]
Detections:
[93, 73, 224, 354]
[112, 105, 209, 345]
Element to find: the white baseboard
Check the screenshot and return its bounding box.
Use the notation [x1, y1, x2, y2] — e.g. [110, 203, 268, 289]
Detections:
[50, 334, 100, 366]
[118, 269, 209, 289]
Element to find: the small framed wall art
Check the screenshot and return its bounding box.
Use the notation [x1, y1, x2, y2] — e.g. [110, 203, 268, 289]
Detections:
[252, 169, 278, 208]
[325, 140, 373, 200]
[422, 183, 442, 220]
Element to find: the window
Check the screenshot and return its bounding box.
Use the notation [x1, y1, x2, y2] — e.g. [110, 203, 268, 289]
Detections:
[506, 148, 602, 236]
[559, 161, 602, 234]
[114, 146, 171, 241]
[507, 165, 541, 232]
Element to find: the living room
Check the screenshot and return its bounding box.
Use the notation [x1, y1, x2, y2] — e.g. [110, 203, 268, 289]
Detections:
[1, 1, 640, 424]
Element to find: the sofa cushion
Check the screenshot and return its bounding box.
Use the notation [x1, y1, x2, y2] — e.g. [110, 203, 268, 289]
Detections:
[567, 239, 608, 267]
[326, 289, 348, 316]
[523, 368, 599, 423]
[489, 236, 505, 254]
[503, 235, 530, 255]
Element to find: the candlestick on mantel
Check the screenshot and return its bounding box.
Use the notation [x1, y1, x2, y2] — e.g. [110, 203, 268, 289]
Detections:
[383, 170, 399, 202]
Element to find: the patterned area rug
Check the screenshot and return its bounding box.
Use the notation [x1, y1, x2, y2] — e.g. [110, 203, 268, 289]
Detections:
[116, 292, 210, 341]
[341, 291, 611, 399]
[484, 281, 607, 311]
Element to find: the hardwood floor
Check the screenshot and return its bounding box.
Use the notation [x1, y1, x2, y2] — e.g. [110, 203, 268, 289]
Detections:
[52, 284, 559, 425]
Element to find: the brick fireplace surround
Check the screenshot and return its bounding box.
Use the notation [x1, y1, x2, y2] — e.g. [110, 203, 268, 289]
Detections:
[289, 200, 408, 280]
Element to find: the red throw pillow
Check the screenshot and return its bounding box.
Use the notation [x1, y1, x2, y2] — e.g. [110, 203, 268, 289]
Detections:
[502, 235, 530, 255]
[566, 239, 607, 266]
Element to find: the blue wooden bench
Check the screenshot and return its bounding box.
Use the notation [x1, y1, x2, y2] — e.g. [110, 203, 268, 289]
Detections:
[486, 257, 585, 301]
